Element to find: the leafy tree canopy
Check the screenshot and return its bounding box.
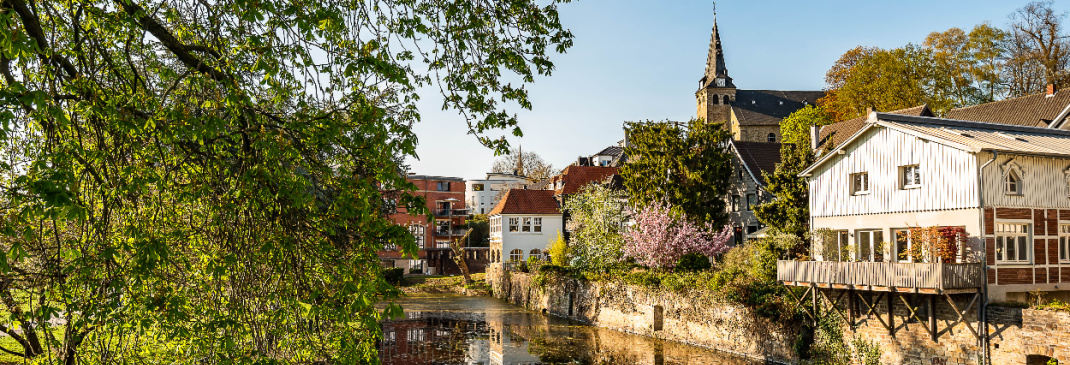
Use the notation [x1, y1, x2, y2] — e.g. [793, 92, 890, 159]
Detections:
[0, 0, 573, 362]
[620, 119, 732, 225]
[755, 108, 817, 253]
[563, 184, 629, 272]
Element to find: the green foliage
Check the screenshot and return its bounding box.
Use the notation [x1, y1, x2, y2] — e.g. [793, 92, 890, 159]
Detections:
[466, 214, 491, 247]
[808, 312, 883, 365]
[547, 232, 570, 267]
[384, 268, 406, 286]
[675, 253, 712, 272]
[0, 0, 574, 362]
[779, 105, 832, 147]
[621, 119, 733, 225]
[756, 109, 816, 250]
[563, 184, 629, 273]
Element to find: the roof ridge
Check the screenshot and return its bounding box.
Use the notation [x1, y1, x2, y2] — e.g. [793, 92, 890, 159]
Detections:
[876, 113, 1070, 137]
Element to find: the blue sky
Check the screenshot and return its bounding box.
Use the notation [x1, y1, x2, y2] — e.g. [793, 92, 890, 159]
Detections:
[406, 0, 1068, 180]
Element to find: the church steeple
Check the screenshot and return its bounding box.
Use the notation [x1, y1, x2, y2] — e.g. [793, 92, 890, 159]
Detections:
[701, 6, 732, 89]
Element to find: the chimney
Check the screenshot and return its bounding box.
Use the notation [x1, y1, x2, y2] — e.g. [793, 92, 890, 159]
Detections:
[865, 106, 874, 115]
[810, 125, 820, 150]
[1047, 84, 1057, 97]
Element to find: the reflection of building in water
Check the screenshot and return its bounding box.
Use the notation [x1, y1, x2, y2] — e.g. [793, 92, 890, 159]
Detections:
[483, 309, 543, 365]
[378, 310, 490, 365]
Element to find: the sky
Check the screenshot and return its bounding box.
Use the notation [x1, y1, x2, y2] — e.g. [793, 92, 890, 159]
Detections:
[406, 0, 1069, 181]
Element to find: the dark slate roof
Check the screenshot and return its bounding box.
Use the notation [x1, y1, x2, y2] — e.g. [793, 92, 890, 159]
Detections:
[489, 189, 560, 215]
[731, 90, 826, 126]
[816, 105, 933, 151]
[731, 141, 783, 186]
[594, 146, 624, 157]
[945, 90, 1070, 127]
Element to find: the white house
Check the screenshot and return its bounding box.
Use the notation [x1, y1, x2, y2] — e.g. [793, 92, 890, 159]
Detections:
[466, 173, 534, 215]
[779, 112, 1070, 303]
[488, 189, 563, 263]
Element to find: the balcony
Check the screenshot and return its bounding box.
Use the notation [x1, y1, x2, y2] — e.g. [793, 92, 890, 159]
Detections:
[433, 228, 468, 237]
[433, 209, 470, 217]
[776, 260, 983, 294]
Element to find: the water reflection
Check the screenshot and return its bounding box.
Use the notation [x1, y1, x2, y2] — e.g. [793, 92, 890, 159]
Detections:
[378, 294, 759, 365]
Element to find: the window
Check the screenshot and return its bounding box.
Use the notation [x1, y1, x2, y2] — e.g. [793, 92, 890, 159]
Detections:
[1060, 224, 1070, 263]
[473, 183, 485, 191]
[409, 224, 425, 249]
[894, 229, 912, 262]
[995, 223, 1031, 263]
[1005, 171, 1021, 195]
[529, 249, 541, 260]
[746, 194, 757, 211]
[732, 196, 740, 212]
[521, 217, 531, 232]
[901, 165, 921, 188]
[823, 230, 850, 261]
[436, 220, 449, 235]
[856, 229, 884, 262]
[508, 217, 519, 232]
[850, 172, 869, 195]
[410, 260, 424, 272]
[533, 217, 543, 233]
[436, 181, 450, 191]
[509, 249, 524, 262]
[747, 225, 758, 234]
[767, 133, 776, 143]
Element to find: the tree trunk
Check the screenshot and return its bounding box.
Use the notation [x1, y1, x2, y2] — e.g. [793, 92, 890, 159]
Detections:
[451, 229, 474, 284]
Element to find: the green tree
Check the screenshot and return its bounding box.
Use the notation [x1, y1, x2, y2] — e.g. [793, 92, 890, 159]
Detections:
[778, 105, 832, 147]
[820, 45, 953, 119]
[0, 0, 573, 362]
[755, 108, 818, 249]
[563, 184, 629, 272]
[466, 214, 491, 247]
[620, 119, 732, 225]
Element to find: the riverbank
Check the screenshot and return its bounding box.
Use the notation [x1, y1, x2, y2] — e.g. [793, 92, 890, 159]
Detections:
[399, 273, 491, 296]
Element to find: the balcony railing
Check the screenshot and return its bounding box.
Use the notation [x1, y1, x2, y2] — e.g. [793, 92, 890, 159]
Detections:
[434, 209, 470, 217]
[433, 229, 468, 237]
[776, 260, 983, 291]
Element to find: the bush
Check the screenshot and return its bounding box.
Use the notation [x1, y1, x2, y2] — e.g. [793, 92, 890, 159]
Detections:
[408, 268, 422, 275]
[675, 253, 711, 272]
[383, 268, 405, 285]
[538, 264, 569, 275]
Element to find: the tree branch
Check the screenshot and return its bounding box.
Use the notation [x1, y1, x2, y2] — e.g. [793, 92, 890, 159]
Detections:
[114, 0, 230, 83]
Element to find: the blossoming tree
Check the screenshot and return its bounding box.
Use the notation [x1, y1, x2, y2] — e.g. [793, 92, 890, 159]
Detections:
[623, 203, 733, 269]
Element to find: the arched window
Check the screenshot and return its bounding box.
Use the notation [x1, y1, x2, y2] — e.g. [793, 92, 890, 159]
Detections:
[509, 249, 524, 262]
[767, 133, 777, 143]
[1006, 170, 1021, 195]
[722, 95, 730, 104]
[529, 249, 541, 260]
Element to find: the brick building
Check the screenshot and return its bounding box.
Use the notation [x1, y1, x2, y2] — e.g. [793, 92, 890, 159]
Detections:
[382, 174, 467, 273]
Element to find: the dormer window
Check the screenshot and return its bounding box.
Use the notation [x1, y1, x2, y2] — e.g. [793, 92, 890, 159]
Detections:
[850, 172, 869, 195]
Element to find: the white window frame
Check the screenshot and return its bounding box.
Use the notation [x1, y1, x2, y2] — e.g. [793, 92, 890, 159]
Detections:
[746, 194, 757, 211]
[901, 164, 921, 189]
[850, 172, 870, 195]
[995, 222, 1031, 264]
[533, 217, 542, 233]
[855, 229, 884, 262]
[893, 228, 914, 263]
[1060, 223, 1070, 263]
[508, 217, 519, 232]
[409, 224, 425, 249]
[521, 217, 532, 232]
[509, 249, 523, 262]
[1005, 171, 1022, 195]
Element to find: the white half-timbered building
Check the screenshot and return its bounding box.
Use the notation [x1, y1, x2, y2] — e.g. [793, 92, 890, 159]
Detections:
[780, 112, 1070, 304]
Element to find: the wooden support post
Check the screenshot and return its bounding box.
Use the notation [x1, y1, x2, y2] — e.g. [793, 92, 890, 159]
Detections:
[929, 295, 937, 343]
[848, 290, 856, 329]
[813, 286, 819, 327]
[887, 292, 895, 337]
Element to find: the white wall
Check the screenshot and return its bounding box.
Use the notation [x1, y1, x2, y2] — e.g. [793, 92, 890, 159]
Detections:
[466, 175, 532, 215]
[811, 208, 982, 263]
[979, 152, 1070, 209]
[490, 214, 562, 262]
[809, 126, 980, 218]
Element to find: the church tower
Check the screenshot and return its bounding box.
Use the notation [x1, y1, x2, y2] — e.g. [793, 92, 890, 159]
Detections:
[696, 10, 736, 125]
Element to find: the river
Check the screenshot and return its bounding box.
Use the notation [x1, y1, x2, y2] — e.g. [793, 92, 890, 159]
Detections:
[377, 294, 761, 365]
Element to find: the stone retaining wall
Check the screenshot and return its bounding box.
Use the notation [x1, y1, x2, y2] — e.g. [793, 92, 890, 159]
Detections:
[488, 264, 1070, 365]
[487, 264, 799, 363]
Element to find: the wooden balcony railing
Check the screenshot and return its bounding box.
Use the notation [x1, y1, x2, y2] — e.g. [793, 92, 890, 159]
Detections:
[776, 260, 983, 292]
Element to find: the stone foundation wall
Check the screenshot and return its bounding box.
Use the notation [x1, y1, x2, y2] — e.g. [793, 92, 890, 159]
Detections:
[487, 264, 799, 363]
[488, 264, 1070, 365]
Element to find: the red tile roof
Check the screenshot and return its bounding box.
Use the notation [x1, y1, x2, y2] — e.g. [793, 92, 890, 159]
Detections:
[946, 90, 1070, 127]
[548, 165, 619, 196]
[488, 189, 560, 215]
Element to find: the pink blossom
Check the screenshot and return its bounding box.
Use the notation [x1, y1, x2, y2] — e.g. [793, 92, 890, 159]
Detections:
[623, 203, 733, 269]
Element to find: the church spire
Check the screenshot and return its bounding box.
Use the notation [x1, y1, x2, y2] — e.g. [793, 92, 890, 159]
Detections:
[515, 145, 525, 177]
[702, 3, 731, 89]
